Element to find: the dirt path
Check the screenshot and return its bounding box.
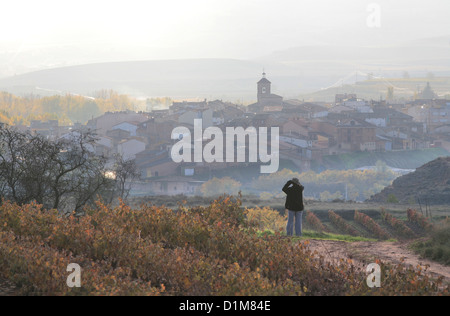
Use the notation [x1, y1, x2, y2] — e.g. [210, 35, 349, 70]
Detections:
[306, 240, 450, 284]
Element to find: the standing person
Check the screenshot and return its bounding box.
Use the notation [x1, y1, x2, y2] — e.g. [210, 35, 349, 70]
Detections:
[282, 178, 305, 237]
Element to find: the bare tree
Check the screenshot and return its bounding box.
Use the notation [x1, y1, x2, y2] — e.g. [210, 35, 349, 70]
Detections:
[0, 126, 114, 213]
[106, 154, 141, 204]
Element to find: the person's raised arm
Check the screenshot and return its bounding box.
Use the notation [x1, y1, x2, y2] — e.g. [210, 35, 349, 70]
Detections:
[282, 180, 293, 194]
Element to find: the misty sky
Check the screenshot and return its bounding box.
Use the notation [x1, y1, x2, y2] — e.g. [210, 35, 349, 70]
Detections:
[1, 0, 450, 60]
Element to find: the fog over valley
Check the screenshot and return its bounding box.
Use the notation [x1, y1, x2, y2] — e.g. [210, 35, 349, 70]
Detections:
[0, 0, 449, 101]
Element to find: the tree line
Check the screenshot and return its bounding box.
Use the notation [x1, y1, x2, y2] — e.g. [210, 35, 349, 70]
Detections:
[0, 90, 142, 126]
[253, 168, 397, 201]
[199, 166, 397, 201]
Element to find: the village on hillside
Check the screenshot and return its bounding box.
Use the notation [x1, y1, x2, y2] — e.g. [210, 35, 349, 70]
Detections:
[14, 73, 450, 196]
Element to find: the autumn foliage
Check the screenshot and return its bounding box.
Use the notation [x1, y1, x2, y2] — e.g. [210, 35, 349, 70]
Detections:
[328, 211, 359, 236]
[0, 90, 139, 126]
[246, 207, 287, 233]
[381, 209, 416, 239]
[305, 211, 327, 233]
[354, 210, 391, 240]
[407, 209, 434, 231]
[0, 198, 447, 296]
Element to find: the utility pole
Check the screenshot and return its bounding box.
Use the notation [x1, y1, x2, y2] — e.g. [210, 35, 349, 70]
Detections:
[345, 183, 348, 201]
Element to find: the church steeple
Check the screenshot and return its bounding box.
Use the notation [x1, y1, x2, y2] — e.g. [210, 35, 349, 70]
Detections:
[257, 72, 271, 103]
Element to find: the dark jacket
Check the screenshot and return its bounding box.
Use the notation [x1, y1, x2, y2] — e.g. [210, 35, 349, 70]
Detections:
[282, 181, 304, 212]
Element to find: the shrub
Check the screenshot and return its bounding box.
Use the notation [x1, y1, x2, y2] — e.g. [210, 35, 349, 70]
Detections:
[413, 225, 450, 266]
[246, 207, 286, 233]
[407, 209, 433, 231]
[387, 194, 399, 204]
[0, 198, 447, 296]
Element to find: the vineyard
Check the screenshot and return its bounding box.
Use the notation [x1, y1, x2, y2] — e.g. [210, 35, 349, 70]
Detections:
[302, 208, 435, 242]
[0, 197, 448, 296]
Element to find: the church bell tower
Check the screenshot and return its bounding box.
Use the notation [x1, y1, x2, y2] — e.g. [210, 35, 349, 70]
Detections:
[257, 72, 271, 103]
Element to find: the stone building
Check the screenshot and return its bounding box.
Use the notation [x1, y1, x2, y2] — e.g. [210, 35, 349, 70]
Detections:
[248, 72, 284, 112]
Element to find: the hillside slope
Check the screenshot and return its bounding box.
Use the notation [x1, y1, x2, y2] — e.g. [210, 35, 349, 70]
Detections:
[0, 59, 299, 100]
[314, 148, 450, 171]
[2, 36, 450, 101]
[369, 157, 450, 205]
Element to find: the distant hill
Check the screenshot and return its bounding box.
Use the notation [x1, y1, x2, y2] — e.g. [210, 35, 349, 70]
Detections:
[1, 36, 449, 101]
[369, 156, 450, 205]
[262, 37, 450, 64]
[299, 77, 450, 102]
[259, 36, 450, 101]
[0, 59, 300, 101]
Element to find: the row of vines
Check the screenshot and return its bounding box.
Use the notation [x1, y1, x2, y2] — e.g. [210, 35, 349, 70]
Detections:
[304, 209, 433, 241]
